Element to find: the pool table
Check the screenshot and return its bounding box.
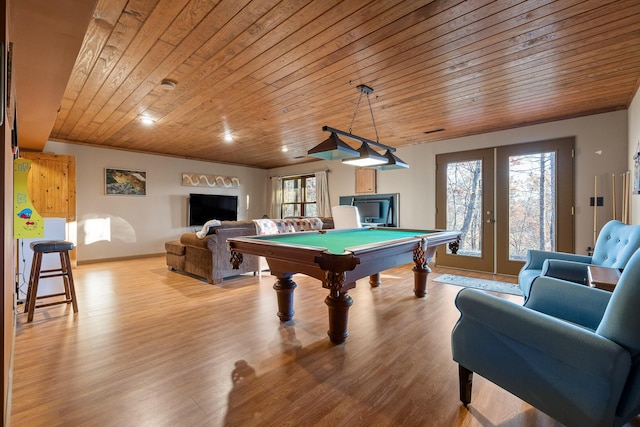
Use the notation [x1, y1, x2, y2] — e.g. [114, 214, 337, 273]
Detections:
[227, 227, 461, 344]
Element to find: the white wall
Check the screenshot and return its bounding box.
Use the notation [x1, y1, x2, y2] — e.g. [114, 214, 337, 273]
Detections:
[44, 141, 268, 262]
[44, 110, 629, 263]
[270, 111, 628, 257]
[629, 90, 640, 225]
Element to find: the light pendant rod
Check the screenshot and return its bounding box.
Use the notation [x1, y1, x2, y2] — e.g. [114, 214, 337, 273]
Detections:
[366, 90, 379, 143]
[348, 84, 380, 143]
[322, 125, 395, 153]
[348, 90, 364, 134]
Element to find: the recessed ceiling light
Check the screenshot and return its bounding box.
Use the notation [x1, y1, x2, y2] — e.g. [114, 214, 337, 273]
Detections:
[160, 78, 177, 89]
[224, 131, 233, 142]
[140, 116, 155, 125]
[282, 146, 288, 152]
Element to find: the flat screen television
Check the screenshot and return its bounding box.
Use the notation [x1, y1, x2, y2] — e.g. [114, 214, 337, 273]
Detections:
[188, 193, 238, 226]
[356, 202, 381, 220]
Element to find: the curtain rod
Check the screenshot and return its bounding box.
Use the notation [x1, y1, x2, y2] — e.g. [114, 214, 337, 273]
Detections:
[270, 169, 330, 179]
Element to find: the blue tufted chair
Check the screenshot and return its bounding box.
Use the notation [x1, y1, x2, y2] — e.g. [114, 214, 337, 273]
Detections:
[452, 247, 640, 426]
[518, 220, 640, 299]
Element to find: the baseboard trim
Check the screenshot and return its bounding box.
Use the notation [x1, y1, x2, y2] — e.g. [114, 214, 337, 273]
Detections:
[77, 253, 164, 265]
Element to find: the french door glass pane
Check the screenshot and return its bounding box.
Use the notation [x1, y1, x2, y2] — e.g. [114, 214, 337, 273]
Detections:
[508, 152, 556, 260]
[446, 160, 483, 257]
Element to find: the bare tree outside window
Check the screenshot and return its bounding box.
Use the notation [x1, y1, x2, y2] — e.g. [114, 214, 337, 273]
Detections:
[446, 160, 483, 257]
[445, 153, 556, 260]
[508, 152, 556, 260]
[281, 175, 316, 218]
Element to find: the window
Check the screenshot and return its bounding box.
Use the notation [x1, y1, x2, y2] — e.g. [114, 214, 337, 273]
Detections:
[281, 174, 317, 218]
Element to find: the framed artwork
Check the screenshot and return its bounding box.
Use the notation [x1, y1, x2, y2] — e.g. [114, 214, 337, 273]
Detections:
[105, 168, 146, 196]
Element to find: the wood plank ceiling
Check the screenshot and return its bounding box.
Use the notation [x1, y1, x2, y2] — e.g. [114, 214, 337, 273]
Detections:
[18, 0, 640, 169]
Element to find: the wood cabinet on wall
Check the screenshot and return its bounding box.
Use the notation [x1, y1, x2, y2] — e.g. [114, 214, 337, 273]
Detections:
[20, 152, 77, 262]
[355, 167, 376, 194]
[20, 152, 76, 221]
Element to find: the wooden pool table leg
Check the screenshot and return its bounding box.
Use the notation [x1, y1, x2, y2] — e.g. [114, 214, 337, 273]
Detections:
[413, 264, 430, 298]
[273, 273, 297, 322]
[325, 290, 353, 344]
[413, 243, 437, 298]
[369, 273, 381, 288]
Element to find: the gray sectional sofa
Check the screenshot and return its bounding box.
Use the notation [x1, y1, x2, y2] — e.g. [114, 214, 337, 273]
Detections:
[165, 217, 333, 284]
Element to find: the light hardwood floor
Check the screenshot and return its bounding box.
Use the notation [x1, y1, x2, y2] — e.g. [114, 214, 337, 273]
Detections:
[6, 257, 614, 426]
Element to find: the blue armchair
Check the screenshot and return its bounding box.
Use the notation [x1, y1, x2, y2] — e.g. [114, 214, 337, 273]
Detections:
[518, 220, 640, 298]
[451, 247, 640, 427]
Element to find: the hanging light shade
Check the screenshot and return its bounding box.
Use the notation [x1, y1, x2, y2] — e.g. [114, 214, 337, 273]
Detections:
[307, 132, 359, 160]
[342, 142, 388, 167]
[309, 84, 409, 169]
[374, 150, 409, 170]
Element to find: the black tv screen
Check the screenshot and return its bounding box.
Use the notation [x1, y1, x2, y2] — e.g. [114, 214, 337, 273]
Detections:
[356, 202, 380, 219]
[188, 194, 238, 226]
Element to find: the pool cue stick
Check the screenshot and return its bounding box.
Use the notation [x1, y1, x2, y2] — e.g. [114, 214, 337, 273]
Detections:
[629, 171, 632, 223]
[594, 175, 598, 246]
[612, 173, 617, 220]
[624, 172, 629, 224]
[625, 171, 631, 224]
[622, 172, 629, 224]
[620, 174, 627, 224]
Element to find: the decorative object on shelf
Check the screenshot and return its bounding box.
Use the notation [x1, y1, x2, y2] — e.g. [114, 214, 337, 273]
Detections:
[307, 84, 409, 170]
[105, 168, 146, 196]
[182, 173, 240, 188]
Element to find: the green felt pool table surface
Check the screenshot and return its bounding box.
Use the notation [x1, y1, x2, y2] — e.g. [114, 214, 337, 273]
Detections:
[249, 228, 441, 254]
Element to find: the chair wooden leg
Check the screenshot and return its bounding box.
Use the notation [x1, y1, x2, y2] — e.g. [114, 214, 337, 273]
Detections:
[62, 251, 78, 313]
[26, 252, 43, 322]
[459, 364, 473, 405]
[24, 251, 39, 312]
[60, 252, 72, 300]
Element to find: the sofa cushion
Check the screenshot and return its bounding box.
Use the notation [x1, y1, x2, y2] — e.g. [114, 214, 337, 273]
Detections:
[253, 219, 280, 235]
[253, 218, 325, 234]
[288, 218, 323, 231]
[273, 219, 296, 233]
[180, 232, 210, 249]
[165, 240, 186, 255]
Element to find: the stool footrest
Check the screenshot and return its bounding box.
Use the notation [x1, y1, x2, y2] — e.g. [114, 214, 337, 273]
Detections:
[35, 299, 74, 309]
[38, 271, 69, 280]
[35, 292, 67, 299]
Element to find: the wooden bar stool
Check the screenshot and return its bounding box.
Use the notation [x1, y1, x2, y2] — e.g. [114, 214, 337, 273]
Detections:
[24, 240, 78, 322]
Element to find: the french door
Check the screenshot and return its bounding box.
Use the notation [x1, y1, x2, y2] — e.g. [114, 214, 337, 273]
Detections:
[435, 138, 574, 275]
